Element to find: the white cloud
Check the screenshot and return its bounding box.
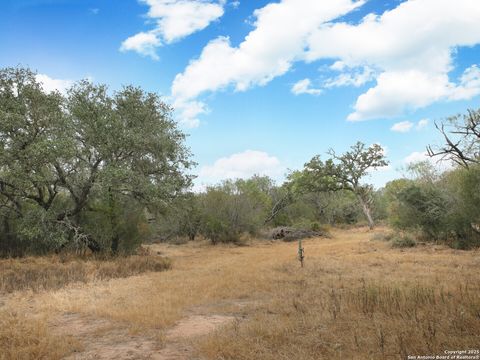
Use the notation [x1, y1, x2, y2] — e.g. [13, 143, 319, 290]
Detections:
[324, 66, 374, 88]
[391, 120, 413, 133]
[173, 98, 207, 128]
[416, 118, 429, 130]
[146, 0, 225, 43]
[305, 0, 480, 121]
[121, 0, 225, 59]
[391, 118, 429, 132]
[390, 119, 430, 133]
[120, 32, 161, 60]
[169, 0, 480, 126]
[35, 74, 73, 94]
[404, 151, 430, 164]
[291, 78, 322, 95]
[198, 150, 284, 183]
[346, 70, 453, 121]
[230, 1, 240, 9]
[171, 0, 363, 125]
[404, 151, 455, 174]
[330, 60, 347, 71]
[449, 64, 480, 100]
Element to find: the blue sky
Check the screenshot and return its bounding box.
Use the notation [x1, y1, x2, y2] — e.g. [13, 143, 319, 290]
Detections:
[2, 0, 480, 190]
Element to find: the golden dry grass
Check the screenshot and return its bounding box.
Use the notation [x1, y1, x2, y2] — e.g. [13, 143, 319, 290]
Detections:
[197, 234, 480, 359]
[0, 312, 79, 360]
[0, 254, 171, 294]
[1, 227, 479, 359]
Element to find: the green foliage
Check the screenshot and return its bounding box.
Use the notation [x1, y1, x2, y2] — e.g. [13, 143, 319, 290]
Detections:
[292, 142, 388, 229]
[383, 178, 413, 228]
[0, 67, 193, 256]
[153, 194, 201, 243]
[441, 165, 480, 248]
[371, 188, 388, 222]
[391, 234, 417, 248]
[395, 183, 450, 239]
[384, 161, 480, 248]
[197, 177, 273, 244]
[370, 232, 394, 242]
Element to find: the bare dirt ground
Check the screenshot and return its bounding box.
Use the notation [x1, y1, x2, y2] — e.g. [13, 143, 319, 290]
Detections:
[45, 271, 252, 359]
[51, 311, 236, 359]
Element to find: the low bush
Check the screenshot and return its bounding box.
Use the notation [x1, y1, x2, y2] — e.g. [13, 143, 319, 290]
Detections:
[391, 234, 417, 248]
[370, 232, 394, 242]
[270, 226, 330, 242]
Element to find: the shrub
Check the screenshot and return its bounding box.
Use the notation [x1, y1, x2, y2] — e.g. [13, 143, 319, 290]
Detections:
[391, 234, 416, 248]
[385, 163, 480, 249]
[197, 179, 268, 244]
[371, 232, 394, 242]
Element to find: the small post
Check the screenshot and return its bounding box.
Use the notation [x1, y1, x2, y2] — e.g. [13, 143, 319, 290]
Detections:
[298, 239, 304, 267]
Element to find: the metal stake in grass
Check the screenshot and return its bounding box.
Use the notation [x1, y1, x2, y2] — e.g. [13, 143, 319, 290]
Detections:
[298, 239, 304, 267]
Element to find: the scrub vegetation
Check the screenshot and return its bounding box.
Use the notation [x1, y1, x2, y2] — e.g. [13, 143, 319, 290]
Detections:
[0, 67, 479, 359]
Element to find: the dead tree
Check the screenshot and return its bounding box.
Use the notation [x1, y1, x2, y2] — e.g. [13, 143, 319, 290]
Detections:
[427, 109, 480, 168]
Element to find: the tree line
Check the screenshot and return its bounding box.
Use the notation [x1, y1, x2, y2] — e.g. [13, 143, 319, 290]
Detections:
[1, 67, 478, 256]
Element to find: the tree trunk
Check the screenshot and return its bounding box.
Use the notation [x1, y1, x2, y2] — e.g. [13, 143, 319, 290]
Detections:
[111, 234, 120, 254]
[357, 195, 374, 230]
[87, 236, 102, 253]
[108, 187, 119, 254]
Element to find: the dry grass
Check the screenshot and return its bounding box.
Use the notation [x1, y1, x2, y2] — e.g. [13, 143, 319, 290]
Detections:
[195, 229, 480, 359]
[0, 311, 80, 360]
[1, 227, 479, 359]
[0, 254, 171, 294]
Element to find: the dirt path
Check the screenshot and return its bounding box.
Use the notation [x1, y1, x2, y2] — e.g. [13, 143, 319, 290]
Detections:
[51, 306, 238, 359]
[154, 314, 235, 360]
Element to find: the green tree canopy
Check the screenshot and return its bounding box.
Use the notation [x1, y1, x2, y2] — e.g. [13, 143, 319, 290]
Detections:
[294, 142, 388, 229]
[0, 67, 194, 255]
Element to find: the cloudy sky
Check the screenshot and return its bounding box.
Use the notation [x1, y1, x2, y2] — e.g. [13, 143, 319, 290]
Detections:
[2, 0, 480, 189]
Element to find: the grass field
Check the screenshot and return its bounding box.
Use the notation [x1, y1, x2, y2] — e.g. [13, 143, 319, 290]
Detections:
[1, 227, 479, 359]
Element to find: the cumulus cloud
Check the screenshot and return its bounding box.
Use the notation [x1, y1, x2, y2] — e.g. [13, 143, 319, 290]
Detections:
[305, 0, 480, 121]
[391, 120, 413, 133]
[172, 0, 363, 98]
[173, 98, 207, 128]
[346, 67, 480, 121]
[324, 66, 374, 88]
[198, 150, 284, 183]
[404, 150, 454, 173]
[346, 71, 453, 121]
[121, 0, 225, 59]
[391, 118, 430, 133]
[35, 74, 73, 94]
[416, 118, 429, 130]
[291, 78, 322, 95]
[120, 31, 161, 60]
[171, 0, 363, 125]
[449, 64, 480, 101]
[404, 151, 431, 164]
[170, 0, 480, 126]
